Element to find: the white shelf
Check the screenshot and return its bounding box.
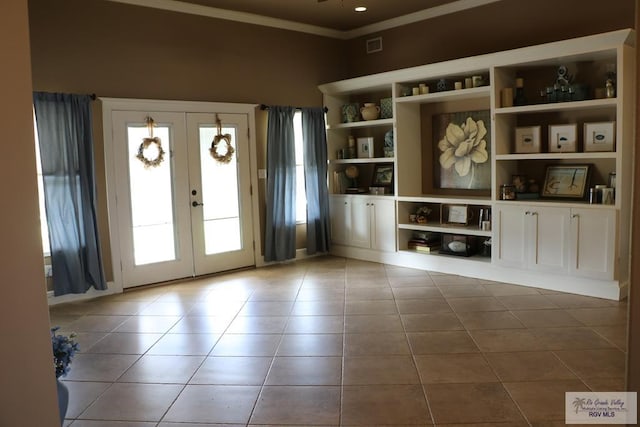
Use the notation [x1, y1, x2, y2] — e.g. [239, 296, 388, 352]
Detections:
[495, 152, 617, 161]
[327, 118, 394, 130]
[331, 157, 395, 165]
[398, 249, 492, 263]
[397, 195, 491, 205]
[395, 86, 490, 104]
[494, 98, 617, 114]
[398, 222, 492, 237]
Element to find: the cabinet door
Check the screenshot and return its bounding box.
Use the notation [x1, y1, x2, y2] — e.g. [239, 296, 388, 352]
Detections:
[349, 197, 371, 248]
[528, 206, 570, 274]
[329, 196, 349, 245]
[570, 208, 616, 280]
[370, 198, 396, 252]
[494, 204, 528, 268]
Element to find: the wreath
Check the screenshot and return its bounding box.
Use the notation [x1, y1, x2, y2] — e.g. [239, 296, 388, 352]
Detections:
[209, 115, 235, 163]
[136, 136, 165, 168]
[136, 116, 165, 168]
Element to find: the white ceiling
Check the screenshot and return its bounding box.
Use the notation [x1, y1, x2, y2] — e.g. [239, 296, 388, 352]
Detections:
[107, 0, 503, 39]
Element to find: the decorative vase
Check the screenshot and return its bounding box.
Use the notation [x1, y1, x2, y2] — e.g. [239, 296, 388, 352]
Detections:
[360, 103, 380, 121]
[57, 379, 69, 425]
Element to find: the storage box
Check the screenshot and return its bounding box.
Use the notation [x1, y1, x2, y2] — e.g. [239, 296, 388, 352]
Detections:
[548, 124, 577, 153]
[584, 121, 615, 152]
[439, 234, 479, 257]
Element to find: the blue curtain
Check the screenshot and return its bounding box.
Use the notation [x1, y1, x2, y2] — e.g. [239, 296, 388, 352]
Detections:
[264, 106, 297, 262]
[302, 108, 330, 254]
[33, 92, 107, 296]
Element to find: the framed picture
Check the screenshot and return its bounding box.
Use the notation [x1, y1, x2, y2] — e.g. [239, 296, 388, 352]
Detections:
[372, 164, 394, 187]
[542, 164, 591, 199]
[512, 174, 527, 192]
[548, 124, 577, 153]
[584, 121, 615, 152]
[514, 126, 541, 153]
[357, 137, 374, 158]
[433, 110, 491, 190]
[445, 205, 469, 225]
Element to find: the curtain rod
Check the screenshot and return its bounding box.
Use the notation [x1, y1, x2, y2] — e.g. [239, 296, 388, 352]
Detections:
[260, 104, 328, 113]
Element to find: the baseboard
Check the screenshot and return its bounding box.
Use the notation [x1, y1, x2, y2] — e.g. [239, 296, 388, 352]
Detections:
[47, 281, 121, 306]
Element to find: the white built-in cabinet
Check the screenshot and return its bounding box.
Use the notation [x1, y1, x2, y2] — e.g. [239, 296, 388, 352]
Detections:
[495, 203, 616, 280]
[320, 29, 634, 300]
[330, 195, 396, 252]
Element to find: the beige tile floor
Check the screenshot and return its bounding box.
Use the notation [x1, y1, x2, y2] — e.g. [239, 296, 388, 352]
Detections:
[49, 256, 628, 426]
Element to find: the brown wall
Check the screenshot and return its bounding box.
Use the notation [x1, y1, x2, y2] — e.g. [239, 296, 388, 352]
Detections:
[0, 1, 59, 424]
[28, 0, 347, 273]
[344, 0, 635, 78]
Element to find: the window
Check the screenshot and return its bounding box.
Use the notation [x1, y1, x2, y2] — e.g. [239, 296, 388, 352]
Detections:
[33, 112, 51, 255]
[293, 111, 307, 223]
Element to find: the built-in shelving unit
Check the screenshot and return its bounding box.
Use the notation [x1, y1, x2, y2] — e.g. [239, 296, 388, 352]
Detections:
[319, 29, 635, 300]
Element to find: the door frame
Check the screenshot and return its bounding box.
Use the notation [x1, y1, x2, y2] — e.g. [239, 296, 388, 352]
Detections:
[102, 98, 262, 290]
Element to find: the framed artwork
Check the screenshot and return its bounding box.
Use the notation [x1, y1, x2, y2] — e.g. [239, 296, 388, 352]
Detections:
[433, 110, 491, 190]
[542, 164, 591, 199]
[514, 126, 541, 153]
[372, 164, 393, 187]
[445, 205, 470, 225]
[357, 137, 374, 158]
[584, 121, 615, 152]
[548, 124, 577, 153]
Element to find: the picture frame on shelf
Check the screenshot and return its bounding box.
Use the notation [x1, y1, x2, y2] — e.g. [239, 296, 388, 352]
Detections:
[445, 205, 470, 225]
[433, 110, 491, 190]
[372, 164, 394, 187]
[548, 124, 577, 153]
[357, 137, 374, 158]
[541, 164, 591, 199]
[584, 121, 615, 152]
[514, 126, 541, 153]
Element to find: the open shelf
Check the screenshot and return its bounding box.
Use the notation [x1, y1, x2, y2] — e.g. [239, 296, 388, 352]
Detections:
[331, 157, 395, 165]
[328, 118, 394, 130]
[395, 86, 491, 104]
[398, 222, 492, 237]
[494, 98, 617, 115]
[495, 152, 617, 161]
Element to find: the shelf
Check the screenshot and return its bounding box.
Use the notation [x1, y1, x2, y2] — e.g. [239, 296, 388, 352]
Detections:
[399, 249, 492, 263]
[397, 195, 491, 205]
[395, 86, 490, 104]
[331, 157, 395, 165]
[494, 199, 618, 210]
[399, 222, 492, 237]
[328, 118, 394, 130]
[494, 98, 617, 114]
[495, 152, 617, 161]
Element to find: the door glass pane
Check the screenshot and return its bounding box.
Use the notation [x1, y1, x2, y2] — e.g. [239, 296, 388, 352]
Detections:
[127, 125, 176, 265]
[199, 125, 242, 254]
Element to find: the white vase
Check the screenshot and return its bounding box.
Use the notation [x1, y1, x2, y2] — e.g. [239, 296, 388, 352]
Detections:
[360, 103, 380, 121]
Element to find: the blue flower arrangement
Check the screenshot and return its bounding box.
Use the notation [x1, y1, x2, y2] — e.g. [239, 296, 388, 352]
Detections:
[51, 326, 79, 378]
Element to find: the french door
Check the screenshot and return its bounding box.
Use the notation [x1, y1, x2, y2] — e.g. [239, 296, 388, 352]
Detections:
[111, 110, 254, 288]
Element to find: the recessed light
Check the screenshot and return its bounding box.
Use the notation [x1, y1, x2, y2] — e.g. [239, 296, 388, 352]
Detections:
[354, 6, 367, 12]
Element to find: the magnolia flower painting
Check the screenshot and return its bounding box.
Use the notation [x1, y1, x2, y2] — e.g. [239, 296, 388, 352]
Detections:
[434, 111, 491, 189]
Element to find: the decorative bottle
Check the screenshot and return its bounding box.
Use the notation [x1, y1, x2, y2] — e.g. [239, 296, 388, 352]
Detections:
[514, 78, 527, 106]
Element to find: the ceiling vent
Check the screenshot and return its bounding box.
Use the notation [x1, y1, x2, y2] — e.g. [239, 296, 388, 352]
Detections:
[366, 37, 382, 54]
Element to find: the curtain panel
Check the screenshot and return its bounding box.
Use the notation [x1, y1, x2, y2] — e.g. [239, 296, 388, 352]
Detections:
[264, 106, 297, 262]
[33, 92, 107, 296]
[302, 108, 331, 254]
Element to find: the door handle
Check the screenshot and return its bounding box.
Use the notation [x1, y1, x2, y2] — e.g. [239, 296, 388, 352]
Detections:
[192, 201, 203, 207]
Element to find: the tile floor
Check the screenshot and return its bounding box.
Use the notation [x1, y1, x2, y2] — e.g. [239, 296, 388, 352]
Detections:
[49, 256, 628, 426]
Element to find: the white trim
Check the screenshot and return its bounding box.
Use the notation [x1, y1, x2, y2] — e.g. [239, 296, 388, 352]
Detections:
[104, 0, 503, 40]
[106, 0, 343, 39]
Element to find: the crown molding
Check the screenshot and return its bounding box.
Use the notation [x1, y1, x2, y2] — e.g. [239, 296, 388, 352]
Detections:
[105, 0, 503, 40]
[344, 0, 503, 39]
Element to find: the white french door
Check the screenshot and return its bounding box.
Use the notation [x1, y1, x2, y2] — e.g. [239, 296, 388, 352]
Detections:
[111, 110, 254, 288]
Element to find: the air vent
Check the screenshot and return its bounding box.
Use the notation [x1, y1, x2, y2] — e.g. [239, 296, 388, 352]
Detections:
[366, 37, 382, 54]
